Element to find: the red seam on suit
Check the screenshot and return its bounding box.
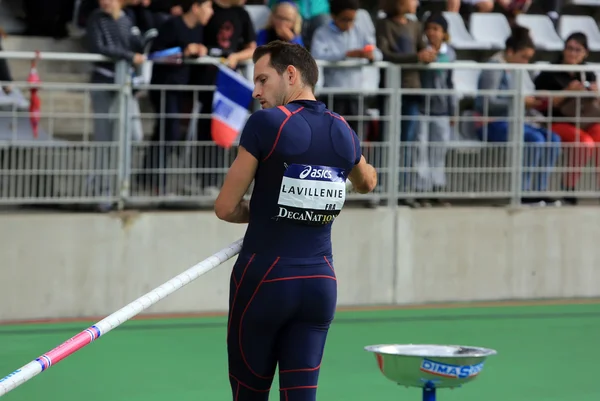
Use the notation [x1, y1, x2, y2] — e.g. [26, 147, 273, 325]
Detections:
[325, 111, 357, 162]
[227, 254, 255, 339]
[235, 381, 239, 401]
[280, 385, 318, 391]
[280, 363, 322, 373]
[284, 390, 289, 401]
[263, 275, 336, 283]
[324, 256, 335, 274]
[232, 274, 238, 288]
[239, 257, 281, 379]
[263, 107, 304, 162]
[229, 373, 270, 392]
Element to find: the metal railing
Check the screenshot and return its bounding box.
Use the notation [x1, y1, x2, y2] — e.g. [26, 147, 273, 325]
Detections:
[1, 50, 599, 209]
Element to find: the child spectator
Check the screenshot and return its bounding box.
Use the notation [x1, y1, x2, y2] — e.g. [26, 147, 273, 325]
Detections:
[137, 0, 214, 193]
[257, 0, 303, 46]
[311, 0, 381, 133]
[416, 13, 456, 205]
[376, 0, 437, 200]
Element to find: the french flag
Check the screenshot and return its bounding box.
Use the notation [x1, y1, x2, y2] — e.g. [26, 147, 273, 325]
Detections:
[211, 65, 254, 149]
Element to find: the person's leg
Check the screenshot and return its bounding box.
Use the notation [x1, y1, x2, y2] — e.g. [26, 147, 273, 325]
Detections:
[399, 97, 421, 193]
[521, 125, 546, 195]
[428, 116, 451, 190]
[228, 254, 282, 401]
[415, 118, 432, 192]
[277, 261, 337, 401]
[550, 123, 594, 191]
[89, 88, 116, 197]
[583, 123, 600, 188]
[531, 126, 561, 192]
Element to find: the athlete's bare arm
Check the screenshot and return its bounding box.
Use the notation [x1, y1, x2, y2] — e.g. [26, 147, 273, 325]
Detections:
[347, 155, 377, 194]
[214, 146, 258, 224]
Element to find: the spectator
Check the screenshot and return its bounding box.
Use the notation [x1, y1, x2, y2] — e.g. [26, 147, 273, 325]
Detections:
[0, 30, 13, 95]
[124, 0, 158, 33]
[416, 13, 456, 204]
[86, 0, 145, 209]
[138, 0, 214, 193]
[476, 26, 561, 205]
[267, 0, 330, 49]
[311, 0, 381, 132]
[376, 0, 437, 201]
[534, 32, 600, 205]
[257, 0, 303, 46]
[190, 0, 256, 192]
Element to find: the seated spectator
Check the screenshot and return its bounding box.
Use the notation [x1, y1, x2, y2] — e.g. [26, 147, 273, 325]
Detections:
[376, 0, 437, 201]
[137, 0, 214, 194]
[268, 0, 330, 49]
[311, 0, 381, 132]
[475, 26, 561, 205]
[534, 32, 600, 205]
[416, 13, 456, 204]
[86, 0, 145, 210]
[257, 0, 303, 46]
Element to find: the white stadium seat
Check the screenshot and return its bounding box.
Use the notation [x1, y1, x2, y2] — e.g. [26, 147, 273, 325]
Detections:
[442, 12, 491, 50]
[515, 14, 564, 51]
[469, 13, 512, 50]
[559, 15, 600, 52]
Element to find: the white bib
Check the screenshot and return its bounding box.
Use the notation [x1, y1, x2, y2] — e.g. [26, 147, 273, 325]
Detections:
[275, 164, 347, 226]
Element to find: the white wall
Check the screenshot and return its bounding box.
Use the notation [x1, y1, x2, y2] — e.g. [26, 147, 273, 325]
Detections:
[1, 207, 599, 322]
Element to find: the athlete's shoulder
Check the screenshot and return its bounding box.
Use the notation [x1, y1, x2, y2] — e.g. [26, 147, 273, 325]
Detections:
[239, 108, 290, 160]
[246, 107, 289, 128]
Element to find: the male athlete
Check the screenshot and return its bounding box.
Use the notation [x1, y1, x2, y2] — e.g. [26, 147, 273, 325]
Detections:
[214, 40, 377, 401]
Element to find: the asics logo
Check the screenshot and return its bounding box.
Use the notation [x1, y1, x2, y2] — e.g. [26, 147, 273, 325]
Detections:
[299, 165, 333, 180]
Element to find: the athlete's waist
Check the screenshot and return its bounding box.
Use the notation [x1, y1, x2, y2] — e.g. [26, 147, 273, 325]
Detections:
[238, 249, 333, 266]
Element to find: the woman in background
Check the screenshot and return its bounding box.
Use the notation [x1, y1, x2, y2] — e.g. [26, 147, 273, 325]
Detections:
[257, 0, 303, 46]
[534, 32, 599, 205]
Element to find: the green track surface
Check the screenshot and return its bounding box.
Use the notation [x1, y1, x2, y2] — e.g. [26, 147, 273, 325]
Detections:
[1, 303, 599, 400]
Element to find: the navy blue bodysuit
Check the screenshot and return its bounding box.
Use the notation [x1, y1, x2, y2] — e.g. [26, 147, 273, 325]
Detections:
[227, 100, 361, 401]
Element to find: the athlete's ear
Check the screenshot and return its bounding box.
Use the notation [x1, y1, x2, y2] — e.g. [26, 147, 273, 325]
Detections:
[286, 65, 298, 85]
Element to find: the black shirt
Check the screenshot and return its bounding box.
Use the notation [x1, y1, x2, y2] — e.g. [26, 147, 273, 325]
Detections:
[150, 16, 203, 85]
[534, 60, 597, 117]
[191, 2, 256, 85]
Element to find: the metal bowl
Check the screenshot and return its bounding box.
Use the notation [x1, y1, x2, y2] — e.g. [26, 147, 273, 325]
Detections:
[364, 344, 497, 389]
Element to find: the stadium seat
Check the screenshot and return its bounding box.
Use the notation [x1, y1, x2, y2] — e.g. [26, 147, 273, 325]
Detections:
[558, 15, 600, 52]
[245, 5, 271, 32]
[469, 13, 511, 49]
[442, 12, 491, 50]
[515, 14, 564, 51]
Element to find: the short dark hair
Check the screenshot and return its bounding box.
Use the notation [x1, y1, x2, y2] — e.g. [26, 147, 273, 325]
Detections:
[252, 40, 319, 90]
[380, 0, 402, 18]
[180, 0, 209, 13]
[330, 0, 359, 16]
[505, 25, 534, 52]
